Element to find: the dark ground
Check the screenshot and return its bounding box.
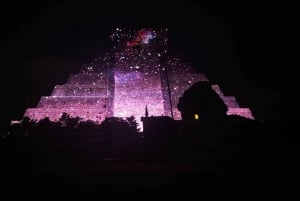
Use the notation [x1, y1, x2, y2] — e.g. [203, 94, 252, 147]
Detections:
[0, 118, 298, 200]
[2, 158, 256, 200]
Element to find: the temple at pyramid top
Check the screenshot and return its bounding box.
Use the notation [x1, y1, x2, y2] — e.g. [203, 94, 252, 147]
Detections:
[23, 28, 254, 129]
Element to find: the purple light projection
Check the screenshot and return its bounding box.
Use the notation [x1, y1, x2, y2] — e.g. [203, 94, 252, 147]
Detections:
[24, 28, 255, 130]
[211, 84, 255, 119]
[113, 51, 165, 129]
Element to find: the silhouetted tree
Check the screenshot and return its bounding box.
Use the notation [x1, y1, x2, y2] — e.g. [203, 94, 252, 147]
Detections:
[59, 113, 71, 127]
[126, 115, 140, 133]
[178, 81, 227, 123]
[177, 81, 259, 161]
[36, 117, 52, 132]
[59, 112, 82, 128]
[21, 116, 37, 132]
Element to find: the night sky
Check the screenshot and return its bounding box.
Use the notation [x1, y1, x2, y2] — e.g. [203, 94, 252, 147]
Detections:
[0, 1, 298, 130]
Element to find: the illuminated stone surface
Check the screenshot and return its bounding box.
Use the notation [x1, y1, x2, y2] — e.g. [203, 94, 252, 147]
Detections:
[24, 28, 255, 130]
[227, 108, 255, 120]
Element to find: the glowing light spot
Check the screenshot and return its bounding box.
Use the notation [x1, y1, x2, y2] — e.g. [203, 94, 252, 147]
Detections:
[194, 114, 199, 120]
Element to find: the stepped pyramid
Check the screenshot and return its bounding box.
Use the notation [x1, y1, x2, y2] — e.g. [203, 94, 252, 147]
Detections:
[24, 28, 254, 129]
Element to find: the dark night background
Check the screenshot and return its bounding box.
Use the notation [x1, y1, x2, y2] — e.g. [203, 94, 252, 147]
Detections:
[0, 1, 299, 200]
[0, 1, 298, 130]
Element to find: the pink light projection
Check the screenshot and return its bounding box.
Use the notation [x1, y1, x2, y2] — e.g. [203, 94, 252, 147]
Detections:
[113, 51, 165, 129]
[23, 28, 255, 130]
[211, 84, 255, 119]
[227, 108, 255, 119]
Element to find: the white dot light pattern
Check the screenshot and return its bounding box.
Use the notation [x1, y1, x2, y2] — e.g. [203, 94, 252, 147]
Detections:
[24, 28, 255, 131]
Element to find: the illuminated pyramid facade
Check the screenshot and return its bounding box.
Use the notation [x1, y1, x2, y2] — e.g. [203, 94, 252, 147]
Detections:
[24, 28, 254, 129]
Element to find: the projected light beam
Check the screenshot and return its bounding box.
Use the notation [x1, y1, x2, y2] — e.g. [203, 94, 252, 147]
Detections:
[23, 28, 255, 131]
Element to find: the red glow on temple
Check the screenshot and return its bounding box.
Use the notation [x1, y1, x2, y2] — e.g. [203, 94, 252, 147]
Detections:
[126, 29, 156, 46]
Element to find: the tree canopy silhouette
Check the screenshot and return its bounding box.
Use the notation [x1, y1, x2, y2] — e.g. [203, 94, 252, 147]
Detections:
[178, 81, 228, 123]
